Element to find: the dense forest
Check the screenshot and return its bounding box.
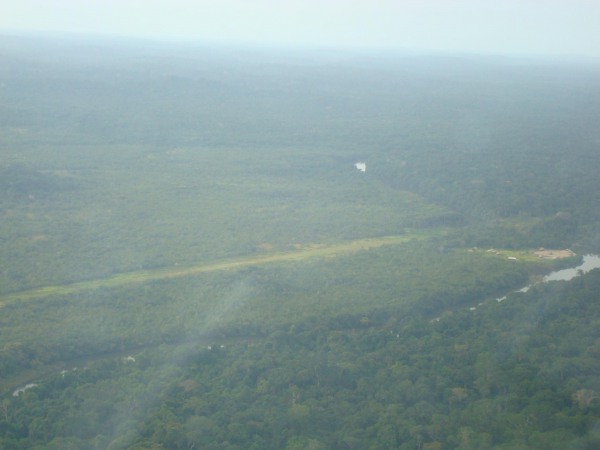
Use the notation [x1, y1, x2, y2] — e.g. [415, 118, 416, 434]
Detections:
[0, 35, 599, 449]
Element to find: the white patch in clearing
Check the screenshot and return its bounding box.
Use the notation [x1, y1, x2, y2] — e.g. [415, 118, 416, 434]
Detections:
[354, 162, 366, 172]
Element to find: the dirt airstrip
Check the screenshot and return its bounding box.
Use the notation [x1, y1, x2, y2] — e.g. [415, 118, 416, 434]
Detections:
[534, 248, 576, 259]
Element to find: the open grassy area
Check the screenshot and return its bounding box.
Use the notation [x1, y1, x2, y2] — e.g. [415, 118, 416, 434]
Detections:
[0, 231, 442, 306]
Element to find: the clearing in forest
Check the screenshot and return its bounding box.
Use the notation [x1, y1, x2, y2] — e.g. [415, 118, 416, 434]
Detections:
[0, 230, 444, 306]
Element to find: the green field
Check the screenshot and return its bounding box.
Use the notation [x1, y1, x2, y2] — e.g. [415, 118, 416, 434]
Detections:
[0, 232, 440, 305]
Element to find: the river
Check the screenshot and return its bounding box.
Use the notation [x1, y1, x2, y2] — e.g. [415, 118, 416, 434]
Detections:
[496, 254, 600, 303]
[543, 254, 600, 281]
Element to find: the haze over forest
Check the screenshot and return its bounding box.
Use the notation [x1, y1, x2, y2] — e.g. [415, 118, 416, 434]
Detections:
[0, 11, 600, 449]
[2, 0, 600, 58]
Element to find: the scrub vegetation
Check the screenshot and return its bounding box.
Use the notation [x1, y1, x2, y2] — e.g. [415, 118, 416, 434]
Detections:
[0, 36, 599, 449]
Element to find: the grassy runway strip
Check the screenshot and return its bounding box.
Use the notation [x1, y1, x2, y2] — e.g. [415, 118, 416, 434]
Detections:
[0, 231, 443, 306]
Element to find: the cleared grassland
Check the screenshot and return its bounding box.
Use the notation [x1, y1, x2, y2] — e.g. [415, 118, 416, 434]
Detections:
[0, 231, 443, 306]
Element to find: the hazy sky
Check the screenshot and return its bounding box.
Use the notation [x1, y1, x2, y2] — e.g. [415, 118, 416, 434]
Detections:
[1, 0, 598, 57]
